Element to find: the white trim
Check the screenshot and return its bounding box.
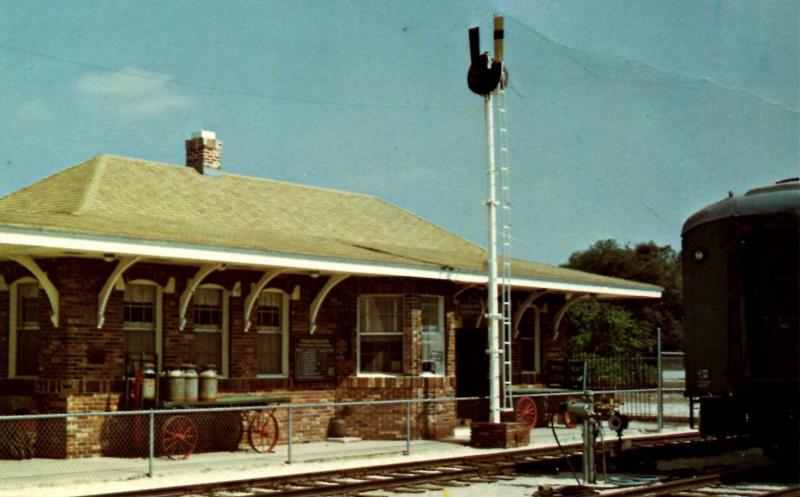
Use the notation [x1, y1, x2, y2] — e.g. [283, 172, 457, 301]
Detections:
[357, 294, 404, 375]
[122, 280, 164, 372]
[255, 288, 289, 377]
[534, 306, 541, 373]
[519, 304, 542, 374]
[192, 284, 229, 377]
[420, 294, 445, 376]
[8, 277, 39, 378]
[8, 255, 59, 327]
[357, 373, 404, 378]
[0, 228, 662, 299]
[97, 256, 139, 329]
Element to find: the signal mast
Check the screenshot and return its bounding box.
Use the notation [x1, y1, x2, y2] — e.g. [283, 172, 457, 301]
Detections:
[467, 15, 511, 424]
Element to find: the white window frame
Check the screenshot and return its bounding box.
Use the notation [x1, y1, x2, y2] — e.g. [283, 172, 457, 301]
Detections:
[123, 280, 163, 372]
[8, 277, 39, 379]
[192, 284, 229, 377]
[357, 294, 404, 377]
[520, 306, 542, 374]
[256, 288, 289, 378]
[420, 295, 445, 377]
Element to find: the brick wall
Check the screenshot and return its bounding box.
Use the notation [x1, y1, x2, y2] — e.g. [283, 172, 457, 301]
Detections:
[0, 258, 573, 458]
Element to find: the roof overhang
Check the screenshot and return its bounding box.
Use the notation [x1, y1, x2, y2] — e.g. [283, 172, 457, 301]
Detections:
[0, 226, 662, 299]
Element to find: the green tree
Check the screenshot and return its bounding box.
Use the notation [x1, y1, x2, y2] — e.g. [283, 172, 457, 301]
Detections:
[563, 240, 683, 353]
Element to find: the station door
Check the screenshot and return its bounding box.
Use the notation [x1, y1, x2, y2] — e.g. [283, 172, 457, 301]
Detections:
[456, 328, 489, 421]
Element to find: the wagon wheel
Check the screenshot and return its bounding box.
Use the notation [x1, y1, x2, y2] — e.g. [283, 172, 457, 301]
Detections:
[562, 396, 580, 429]
[161, 415, 198, 460]
[515, 396, 538, 429]
[248, 410, 279, 453]
[213, 411, 245, 451]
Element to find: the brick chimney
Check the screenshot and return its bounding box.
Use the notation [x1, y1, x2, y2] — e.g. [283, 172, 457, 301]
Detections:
[185, 130, 223, 174]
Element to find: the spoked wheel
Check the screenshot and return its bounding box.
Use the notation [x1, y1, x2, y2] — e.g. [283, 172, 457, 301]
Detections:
[248, 410, 279, 453]
[161, 415, 198, 460]
[515, 396, 538, 429]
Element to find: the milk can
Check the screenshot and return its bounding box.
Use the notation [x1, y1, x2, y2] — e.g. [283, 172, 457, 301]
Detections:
[167, 369, 185, 402]
[199, 367, 218, 401]
[141, 363, 156, 401]
[183, 365, 199, 402]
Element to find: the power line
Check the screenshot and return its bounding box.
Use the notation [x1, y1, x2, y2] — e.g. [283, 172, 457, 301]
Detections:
[0, 43, 469, 112]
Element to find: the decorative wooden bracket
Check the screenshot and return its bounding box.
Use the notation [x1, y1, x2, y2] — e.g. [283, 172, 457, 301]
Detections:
[97, 256, 139, 329]
[243, 269, 284, 332]
[309, 274, 349, 334]
[9, 255, 59, 327]
[552, 293, 593, 340]
[178, 263, 222, 330]
[512, 290, 549, 338]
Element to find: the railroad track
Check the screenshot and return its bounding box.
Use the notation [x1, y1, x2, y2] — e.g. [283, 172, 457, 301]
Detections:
[87, 432, 729, 497]
[600, 471, 800, 497]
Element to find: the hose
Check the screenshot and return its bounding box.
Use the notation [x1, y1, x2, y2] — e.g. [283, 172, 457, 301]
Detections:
[550, 414, 582, 486]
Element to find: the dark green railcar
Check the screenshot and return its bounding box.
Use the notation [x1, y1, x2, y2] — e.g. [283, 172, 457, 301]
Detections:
[682, 180, 799, 461]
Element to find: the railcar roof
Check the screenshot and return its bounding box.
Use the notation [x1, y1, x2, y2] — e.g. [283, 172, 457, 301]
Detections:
[682, 182, 800, 235]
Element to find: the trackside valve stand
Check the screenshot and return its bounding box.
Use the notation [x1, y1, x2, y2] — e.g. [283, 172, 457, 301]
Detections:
[562, 392, 630, 486]
[468, 15, 509, 425]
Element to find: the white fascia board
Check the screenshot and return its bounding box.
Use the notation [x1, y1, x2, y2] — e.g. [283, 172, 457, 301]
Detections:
[0, 227, 662, 299]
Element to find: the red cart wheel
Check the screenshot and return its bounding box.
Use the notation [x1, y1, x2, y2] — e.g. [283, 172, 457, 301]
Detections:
[248, 410, 279, 453]
[515, 396, 538, 429]
[161, 415, 198, 460]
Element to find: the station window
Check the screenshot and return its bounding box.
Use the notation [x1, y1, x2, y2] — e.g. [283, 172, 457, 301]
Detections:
[420, 296, 444, 375]
[519, 307, 540, 373]
[123, 283, 157, 359]
[358, 296, 403, 374]
[256, 290, 289, 376]
[193, 286, 228, 374]
[13, 282, 40, 377]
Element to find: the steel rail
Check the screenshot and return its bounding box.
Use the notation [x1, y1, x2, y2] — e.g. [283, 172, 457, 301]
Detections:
[765, 485, 800, 497]
[601, 471, 799, 497]
[77, 432, 702, 497]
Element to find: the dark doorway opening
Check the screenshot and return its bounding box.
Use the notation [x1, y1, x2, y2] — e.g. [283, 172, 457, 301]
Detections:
[456, 328, 489, 421]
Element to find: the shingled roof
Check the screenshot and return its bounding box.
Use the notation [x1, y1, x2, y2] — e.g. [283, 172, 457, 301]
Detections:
[0, 155, 661, 296]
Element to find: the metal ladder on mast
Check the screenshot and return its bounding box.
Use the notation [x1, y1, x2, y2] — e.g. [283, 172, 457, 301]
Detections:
[496, 88, 514, 412]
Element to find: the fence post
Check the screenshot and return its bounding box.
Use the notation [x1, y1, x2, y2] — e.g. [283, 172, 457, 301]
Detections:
[148, 411, 155, 477]
[405, 401, 411, 455]
[287, 406, 293, 464]
[656, 327, 663, 431]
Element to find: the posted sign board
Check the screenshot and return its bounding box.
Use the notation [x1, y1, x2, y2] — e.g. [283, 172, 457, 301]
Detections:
[294, 337, 336, 381]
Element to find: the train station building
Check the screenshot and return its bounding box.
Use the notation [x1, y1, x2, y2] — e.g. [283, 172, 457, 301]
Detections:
[0, 132, 661, 457]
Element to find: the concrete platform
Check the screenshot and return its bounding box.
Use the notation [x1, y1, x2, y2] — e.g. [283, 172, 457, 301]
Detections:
[0, 421, 696, 497]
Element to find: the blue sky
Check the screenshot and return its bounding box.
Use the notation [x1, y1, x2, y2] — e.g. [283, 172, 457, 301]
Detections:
[0, 0, 797, 265]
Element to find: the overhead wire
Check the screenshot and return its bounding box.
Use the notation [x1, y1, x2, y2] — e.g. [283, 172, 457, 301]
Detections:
[0, 42, 468, 112]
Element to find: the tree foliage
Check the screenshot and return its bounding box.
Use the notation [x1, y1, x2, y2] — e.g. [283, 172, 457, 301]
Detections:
[563, 240, 683, 353]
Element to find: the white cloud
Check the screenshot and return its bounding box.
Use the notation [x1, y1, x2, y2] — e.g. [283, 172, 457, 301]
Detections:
[74, 67, 192, 118]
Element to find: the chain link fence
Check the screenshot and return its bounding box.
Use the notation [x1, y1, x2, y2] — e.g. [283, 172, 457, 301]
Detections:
[0, 396, 474, 487]
[0, 353, 689, 488]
